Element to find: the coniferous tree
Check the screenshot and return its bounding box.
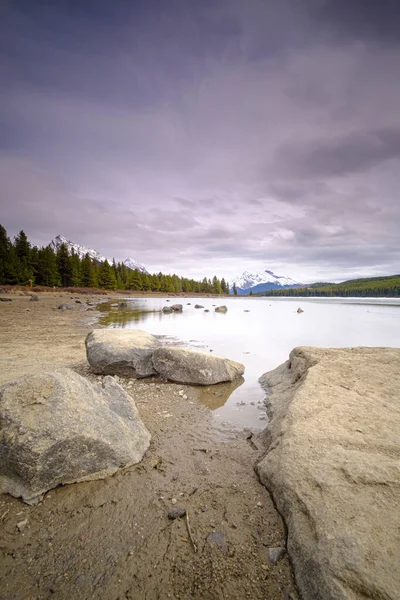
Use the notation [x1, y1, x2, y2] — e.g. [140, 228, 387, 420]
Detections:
[98, 260, 116, 290]
[36, 246, 60, 286]
[57, 243, 72, 287]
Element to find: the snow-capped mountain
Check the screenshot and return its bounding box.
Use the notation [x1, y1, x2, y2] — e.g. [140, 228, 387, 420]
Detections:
[123, 257, 149, 274]
[231, 269, 302, 294]
[50, 235, 148, 273]
[50, 235, 109, 264]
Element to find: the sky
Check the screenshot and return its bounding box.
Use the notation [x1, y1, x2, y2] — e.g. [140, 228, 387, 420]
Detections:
[1, 0, 399, 283]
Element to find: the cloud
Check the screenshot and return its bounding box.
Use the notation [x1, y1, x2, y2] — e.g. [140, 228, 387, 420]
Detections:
[0, 0, 399, 283]
[273, 127, 400, 179]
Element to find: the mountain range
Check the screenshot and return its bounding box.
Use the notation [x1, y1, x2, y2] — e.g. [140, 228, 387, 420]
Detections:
[231, 269, 302, 294]
[49, 236, 302, 291]
[50, 235, 149, 274]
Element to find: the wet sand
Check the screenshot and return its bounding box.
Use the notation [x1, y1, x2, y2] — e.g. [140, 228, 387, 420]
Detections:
[0, 291, 297, 600]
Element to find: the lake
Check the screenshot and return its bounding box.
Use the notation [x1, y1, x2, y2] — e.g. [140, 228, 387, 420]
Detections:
[100, 296, 400, 429]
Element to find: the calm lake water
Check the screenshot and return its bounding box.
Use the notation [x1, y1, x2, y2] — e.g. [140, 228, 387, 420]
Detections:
[100, 296, 400, 429]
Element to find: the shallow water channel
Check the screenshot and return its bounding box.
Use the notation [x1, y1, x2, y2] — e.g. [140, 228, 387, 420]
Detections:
[100, 296, 400, 429]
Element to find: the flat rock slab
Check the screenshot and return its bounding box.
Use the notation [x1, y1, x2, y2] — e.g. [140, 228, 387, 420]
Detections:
[86, 329, 160, 377]
[0, 368, 151, 504]
[257, 346, 400, 600]
[152, 346, 245, 385]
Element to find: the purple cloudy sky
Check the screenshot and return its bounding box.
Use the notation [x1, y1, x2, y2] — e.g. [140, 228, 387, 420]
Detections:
[1, 0, 399, 282]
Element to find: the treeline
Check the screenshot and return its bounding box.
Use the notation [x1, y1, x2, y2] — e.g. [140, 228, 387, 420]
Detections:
[258, 275, 400, 297]
[0, 225, 230, 294]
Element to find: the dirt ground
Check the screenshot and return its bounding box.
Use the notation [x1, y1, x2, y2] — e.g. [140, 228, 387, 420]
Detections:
[0, 291, 298, 600]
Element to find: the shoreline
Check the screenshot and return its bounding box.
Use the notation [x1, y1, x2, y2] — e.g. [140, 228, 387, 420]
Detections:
[0, 292, 298, 600]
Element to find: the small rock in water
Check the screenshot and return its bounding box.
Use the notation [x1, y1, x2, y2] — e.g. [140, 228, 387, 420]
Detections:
[268, 546, 286, 565]
[259, 415, 267, 421]
[297, 307, 304, 314]
[167, 507, 186, 520]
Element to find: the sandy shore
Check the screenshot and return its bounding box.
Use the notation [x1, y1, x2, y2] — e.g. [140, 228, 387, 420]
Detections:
[0, 292, 297, 600]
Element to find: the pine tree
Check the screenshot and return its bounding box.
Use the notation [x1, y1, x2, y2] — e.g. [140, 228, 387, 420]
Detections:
[36, 246, 60, 286]
[69, 253, 82, 287]
[98, 260, 116, 290]
[57, 243, 73, 287]
[233, 283, 238, 296]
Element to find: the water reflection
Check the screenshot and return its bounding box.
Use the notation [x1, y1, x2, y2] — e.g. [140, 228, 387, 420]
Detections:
[96, 296, 400, 429]
[193, 378, 245, 410]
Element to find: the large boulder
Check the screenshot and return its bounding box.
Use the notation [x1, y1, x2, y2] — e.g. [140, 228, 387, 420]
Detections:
[152, 347, 245, 385]
[256, 346, 400, 600]
[86, 329, 159, 377]
[0, 369, 151, 504]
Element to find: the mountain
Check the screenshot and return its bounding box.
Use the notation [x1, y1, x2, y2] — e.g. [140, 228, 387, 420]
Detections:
[50, 235, 148, 273]
[231, 269, 302, 294]
[123, 257, 148, 274]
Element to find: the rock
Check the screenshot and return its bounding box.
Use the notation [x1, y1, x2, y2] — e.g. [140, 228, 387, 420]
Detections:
[257, 346, 400, 600]
[204, 309, 210, 312]
[268, 547, 286, 565]
[194, 304, 204, 309]
[244, 310, 250, 312]
[168, 507, 186, 520]
[30, 295, 39, 302]
[0, 298, 12, 302]
[85, 329, 159, 377]
[171, 497, 177, 505]
[187, 303, 191, 305]
[118, 302, 128, 308]
[215, 305, 228, 313]
[0, 368, 150, 504]
[75, 299, 82, 304]
[58, 304, 73, 310]
[0, 288, 6, 293]
[152, 347, 245, 385]
[162, 306, 173, 313]
[297, 307, 304, 313]
[16, 519, 28, 532]
[170, 304, 183, 312]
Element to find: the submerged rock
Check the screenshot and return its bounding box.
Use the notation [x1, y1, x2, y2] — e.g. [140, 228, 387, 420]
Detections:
[162, 306, 173, 313]
[152, 347, 245, 385]
[85, 329, 159, 377]
[257, 346, 400, 600]
[0, 369, 151, 504]
[58, 304, 73, 310]
[194, 304, 204, 309]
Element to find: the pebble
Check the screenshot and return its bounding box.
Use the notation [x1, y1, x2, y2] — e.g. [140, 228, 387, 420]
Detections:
[171, 498, 177, 505]
[16, 519, 28, 532]
[167, 507, 186, 520]
[256, 501, 263, 508]
[268, 546, 286, 565]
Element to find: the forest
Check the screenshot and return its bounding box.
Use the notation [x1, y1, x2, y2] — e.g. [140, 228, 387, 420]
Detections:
[0, 225, 229, 294]
[259, 275, 400, 297]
